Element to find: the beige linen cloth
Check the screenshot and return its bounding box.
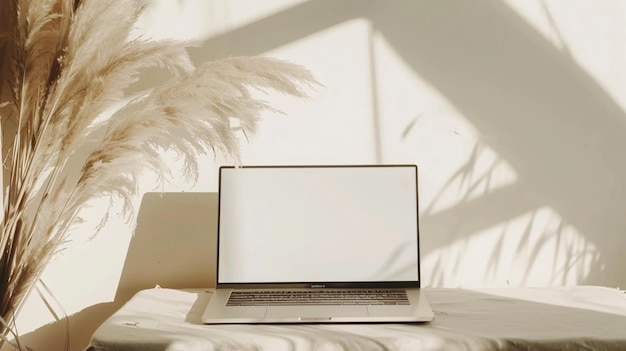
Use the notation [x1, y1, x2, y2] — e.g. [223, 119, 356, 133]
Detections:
[86, 286, 626, 351]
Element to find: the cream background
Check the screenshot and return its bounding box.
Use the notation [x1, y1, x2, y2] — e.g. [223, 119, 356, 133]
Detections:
[4, 0, 626, 350]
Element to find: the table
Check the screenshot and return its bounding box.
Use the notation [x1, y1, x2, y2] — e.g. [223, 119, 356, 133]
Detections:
[86, 286, 626, 351]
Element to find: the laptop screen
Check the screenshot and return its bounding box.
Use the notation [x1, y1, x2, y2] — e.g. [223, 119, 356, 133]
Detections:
[217, 165, 420, 285]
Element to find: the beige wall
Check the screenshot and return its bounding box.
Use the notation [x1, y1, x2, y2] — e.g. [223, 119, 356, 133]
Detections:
[6, 1, 626, 350]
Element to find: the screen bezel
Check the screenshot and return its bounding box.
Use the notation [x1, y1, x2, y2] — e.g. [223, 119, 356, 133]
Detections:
[215, 164, 421, 289]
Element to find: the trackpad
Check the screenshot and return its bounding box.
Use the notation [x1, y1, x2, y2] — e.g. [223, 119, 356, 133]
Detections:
[266, 305, 368, 318]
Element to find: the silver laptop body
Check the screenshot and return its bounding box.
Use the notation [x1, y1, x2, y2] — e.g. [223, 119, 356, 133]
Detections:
[202, 164, 434, 323]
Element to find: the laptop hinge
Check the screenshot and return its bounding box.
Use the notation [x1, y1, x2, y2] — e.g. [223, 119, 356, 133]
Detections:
[310, 284, 326, 288]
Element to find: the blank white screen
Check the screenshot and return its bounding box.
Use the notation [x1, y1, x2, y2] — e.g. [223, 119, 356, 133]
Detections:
[218, 166, 419, 283]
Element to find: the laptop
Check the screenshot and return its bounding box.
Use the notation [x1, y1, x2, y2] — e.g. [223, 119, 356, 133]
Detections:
[202, 164, 434, 323]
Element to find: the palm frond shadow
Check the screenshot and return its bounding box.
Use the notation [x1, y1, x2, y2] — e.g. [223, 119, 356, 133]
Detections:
[423, 144, 603, 286]
[485, 226, 507, 282]
[422, 143, 487, 217]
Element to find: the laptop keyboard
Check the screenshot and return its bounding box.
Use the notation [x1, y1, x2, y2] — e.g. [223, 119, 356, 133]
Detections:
[226, 289, 410, 306]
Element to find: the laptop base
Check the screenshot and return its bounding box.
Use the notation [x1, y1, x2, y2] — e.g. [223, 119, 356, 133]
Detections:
[202, 288, 434, 324]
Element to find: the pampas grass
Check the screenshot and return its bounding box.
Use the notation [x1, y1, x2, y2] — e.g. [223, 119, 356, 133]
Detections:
[0, 0, 317, 347]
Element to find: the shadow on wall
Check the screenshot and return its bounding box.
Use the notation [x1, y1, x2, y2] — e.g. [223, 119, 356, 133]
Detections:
[115, 192, 218, 301]
[13, 192, 218, 351]
[187, 0, 626, 288]
[11, 0, 626, 349]
[372, 0, 626, 287]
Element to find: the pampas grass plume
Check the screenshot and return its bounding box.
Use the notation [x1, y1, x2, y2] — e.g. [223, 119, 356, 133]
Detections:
[0, 0, 318, 347]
